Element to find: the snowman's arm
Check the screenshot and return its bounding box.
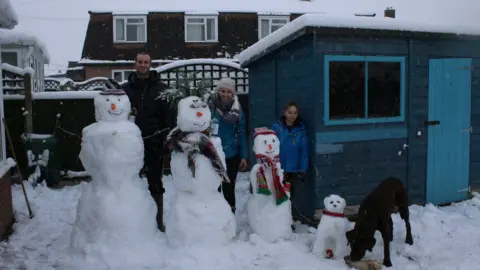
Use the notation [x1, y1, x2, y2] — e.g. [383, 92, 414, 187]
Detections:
[250, 164, 261, 194]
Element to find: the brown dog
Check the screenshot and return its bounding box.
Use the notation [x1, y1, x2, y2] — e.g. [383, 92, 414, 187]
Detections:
[345, 177, 413, 267]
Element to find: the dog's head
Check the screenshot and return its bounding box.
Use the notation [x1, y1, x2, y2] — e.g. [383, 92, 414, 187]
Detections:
[346, 210, 378, 261]
[323, 194, 346, 213]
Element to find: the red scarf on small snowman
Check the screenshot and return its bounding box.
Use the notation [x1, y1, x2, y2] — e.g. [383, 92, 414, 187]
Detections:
[255, 154, 290, 206]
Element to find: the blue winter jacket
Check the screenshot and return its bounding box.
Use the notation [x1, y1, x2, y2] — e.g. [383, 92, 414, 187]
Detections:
[211, 109, 248, 159]
[271, 118, 309, 173]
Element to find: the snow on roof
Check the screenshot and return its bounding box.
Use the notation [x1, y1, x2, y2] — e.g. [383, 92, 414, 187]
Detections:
[88, 0, 379, 14]
[13, 0, 480, 76]
[236, 13, 480, 65]
[0, 0, 18, 29]
[78, 59, 174, 65]
[0, 28, 50, 63]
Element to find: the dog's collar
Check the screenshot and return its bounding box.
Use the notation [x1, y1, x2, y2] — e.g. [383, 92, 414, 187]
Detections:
[323, 209, 345, 218]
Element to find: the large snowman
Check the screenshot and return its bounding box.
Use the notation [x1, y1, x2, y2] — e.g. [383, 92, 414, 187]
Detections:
[68, 90, 163, 269]
[164, 96, 236, 248]
[247, 127, 293, 243]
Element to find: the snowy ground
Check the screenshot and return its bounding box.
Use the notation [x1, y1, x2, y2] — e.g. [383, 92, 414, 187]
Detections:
[2, 173, 480, 270]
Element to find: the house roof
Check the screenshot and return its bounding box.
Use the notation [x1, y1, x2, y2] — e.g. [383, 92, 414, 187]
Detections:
[236, 13, 480, 66]
[87, 0, 380, 15]
[0, 29, 50, 63]
[0, 0, 18, 29]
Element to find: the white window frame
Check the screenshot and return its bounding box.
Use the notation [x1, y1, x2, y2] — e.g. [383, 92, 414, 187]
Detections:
[0, 47, 6, 162]
[184, 15, 218, 43]
[258, 16, 290, 40]
[113, 15, 147, 43]
[112, 69, 135, 82]
[0, 49, 21, 67]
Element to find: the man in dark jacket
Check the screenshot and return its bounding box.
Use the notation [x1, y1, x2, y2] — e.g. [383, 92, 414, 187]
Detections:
[121, 52, 172, 232]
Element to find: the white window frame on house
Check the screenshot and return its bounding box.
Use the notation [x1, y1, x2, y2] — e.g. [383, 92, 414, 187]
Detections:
[258, 16, 290, 40]
[0, 49, 21, 67]
[184, 15, 218, 43]
[112, 69, 135, 82]
[113, 15, 147, 43]
[0, 48, 6, 162]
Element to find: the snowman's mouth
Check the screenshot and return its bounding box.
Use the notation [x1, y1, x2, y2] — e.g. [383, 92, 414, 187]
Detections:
[193, 122, 206, 127]
[108, 110, 123, 115]
[264, 150, 275, 154]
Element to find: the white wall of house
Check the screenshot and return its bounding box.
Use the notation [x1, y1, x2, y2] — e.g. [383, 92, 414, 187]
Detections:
[1, 43, 46, 92]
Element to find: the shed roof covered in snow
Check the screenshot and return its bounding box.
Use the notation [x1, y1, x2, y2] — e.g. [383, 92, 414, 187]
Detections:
[236, 13, 480, 66]
[0, 29, 50, 63]
[0, 0, 18, 29]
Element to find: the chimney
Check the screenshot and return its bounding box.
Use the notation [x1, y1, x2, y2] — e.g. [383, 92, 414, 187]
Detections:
[384, 7, 395, 18]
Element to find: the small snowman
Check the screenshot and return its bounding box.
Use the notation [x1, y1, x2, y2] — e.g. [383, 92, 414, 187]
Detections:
[69, 90, 162, 269]
[164, 96, 236, 248]
[247, 127, 293, 243]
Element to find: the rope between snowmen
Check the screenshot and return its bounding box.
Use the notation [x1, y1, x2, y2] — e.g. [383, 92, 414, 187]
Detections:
[55, 125, 171, 140]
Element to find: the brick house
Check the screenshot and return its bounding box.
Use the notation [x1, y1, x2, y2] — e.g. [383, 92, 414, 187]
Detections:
[71, 1, 388, 81]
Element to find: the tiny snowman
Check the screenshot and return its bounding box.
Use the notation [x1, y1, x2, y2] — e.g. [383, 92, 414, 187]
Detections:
[247, 127, 293, 243]
[164, 96, 236, 248]
[69, 89, 161, 269]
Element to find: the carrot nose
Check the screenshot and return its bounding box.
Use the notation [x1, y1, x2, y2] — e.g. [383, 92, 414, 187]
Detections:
[196, 111, 203, 117]
[268, 144, 272, 150]
[111, 103, 116, 110]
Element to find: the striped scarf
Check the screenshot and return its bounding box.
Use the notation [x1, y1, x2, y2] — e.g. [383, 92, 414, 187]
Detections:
[255, 154, 289, 205]
[165, 127, 229, 183]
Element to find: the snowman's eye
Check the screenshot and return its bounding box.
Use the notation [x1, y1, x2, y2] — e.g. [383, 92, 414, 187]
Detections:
[337, 201, 340, 204]
[201, 104, 207, 108]
[106, 98, 110, 102]
[190, 104, 195, 108]
[264, 140, 267, 144]
[118, 98, 120, 102]
[272, 139, 276, 143]
[330, 201, 334, 204]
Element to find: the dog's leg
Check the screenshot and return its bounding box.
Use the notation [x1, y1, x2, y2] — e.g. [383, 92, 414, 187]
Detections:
[389, 217, 393, 242]
[381, 221, 393, 267]
[398, 192, 414, 245]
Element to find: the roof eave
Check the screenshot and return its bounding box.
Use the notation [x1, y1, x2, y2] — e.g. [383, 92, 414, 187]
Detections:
[240, 27, 310, 68]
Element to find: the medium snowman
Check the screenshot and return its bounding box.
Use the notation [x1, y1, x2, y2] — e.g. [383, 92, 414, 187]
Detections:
[164, 96, 236, 248]
[247, 127, 293, 243]
[69, 90, 162, 269]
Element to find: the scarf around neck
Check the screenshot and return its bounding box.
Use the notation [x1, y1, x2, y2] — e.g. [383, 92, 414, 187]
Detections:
[210, 94, 242, 124]
[255, 153, 289, 205]
[165, 127, 229, 183]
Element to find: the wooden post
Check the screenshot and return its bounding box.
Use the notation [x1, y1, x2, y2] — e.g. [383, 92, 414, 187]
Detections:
[23, 73, 33, 134]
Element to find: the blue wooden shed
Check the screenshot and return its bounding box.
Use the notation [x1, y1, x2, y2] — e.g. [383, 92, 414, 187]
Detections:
[236, 14, 480, 217]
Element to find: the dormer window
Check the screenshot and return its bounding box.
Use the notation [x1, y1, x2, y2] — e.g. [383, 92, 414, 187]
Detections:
[113, 15, 147, 43]
[258, 16, 290, 39]
[184, 15, 218, 43]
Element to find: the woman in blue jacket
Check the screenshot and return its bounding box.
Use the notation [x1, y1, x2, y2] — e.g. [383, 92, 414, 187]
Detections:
[209, 77, 248, 213]
[271, 101, 309, 220]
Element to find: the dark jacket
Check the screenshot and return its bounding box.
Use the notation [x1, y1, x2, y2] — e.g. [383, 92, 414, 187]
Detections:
[271, 117, 309, 173]
[121, 70, 173, 145]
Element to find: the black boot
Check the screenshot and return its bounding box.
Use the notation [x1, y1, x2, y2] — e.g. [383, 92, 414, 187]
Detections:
[152, 193, 165, 232]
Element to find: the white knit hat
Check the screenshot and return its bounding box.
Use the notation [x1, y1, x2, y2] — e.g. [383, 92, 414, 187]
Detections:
[216, 78, 236, 93]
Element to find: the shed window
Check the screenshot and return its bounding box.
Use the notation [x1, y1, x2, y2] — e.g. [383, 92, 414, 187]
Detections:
[324, 55, 405, 125]
[113, 16, 147, 43]
[1, 51, 19, 66]
[185, 16, 218, 43]
[258, 16, 290, 39]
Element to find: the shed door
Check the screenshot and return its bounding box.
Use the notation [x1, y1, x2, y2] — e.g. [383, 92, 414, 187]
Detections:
[426, 58, 471, 205]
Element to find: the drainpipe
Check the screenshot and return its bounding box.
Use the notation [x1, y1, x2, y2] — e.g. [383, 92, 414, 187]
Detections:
[24, 45, 34, 67]
[24, 45, 35, 91]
